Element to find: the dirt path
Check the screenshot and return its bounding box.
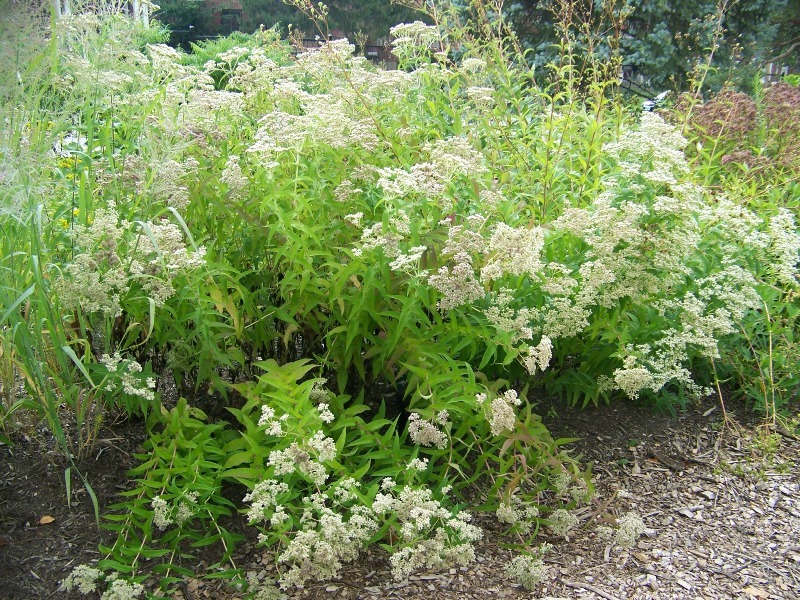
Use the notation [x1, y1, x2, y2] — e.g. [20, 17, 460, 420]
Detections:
[1, 399, 798, 599]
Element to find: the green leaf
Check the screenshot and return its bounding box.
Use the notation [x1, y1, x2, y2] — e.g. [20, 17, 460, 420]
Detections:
[336, 426, 348, 456]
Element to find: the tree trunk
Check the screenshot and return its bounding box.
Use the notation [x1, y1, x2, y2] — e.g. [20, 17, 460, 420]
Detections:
[138, 0, 150, 27]
[59, 0, 70, 17]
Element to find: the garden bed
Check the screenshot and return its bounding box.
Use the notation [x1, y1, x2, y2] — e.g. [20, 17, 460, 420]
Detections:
[2, 396, 797, 599]
[2, 3, 799, 599]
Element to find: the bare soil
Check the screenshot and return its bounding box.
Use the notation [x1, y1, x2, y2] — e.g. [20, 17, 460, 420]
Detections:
[1, 397, 798, 600]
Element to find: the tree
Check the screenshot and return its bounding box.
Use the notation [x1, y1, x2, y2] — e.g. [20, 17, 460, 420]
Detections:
[152, 0, 215, 35]
[767, 0, 799, 68]
[182, 0, 424, 41]
[49, 0, 152, 23]
[325, 0, 426, 39]
[506, 0, 788, 92]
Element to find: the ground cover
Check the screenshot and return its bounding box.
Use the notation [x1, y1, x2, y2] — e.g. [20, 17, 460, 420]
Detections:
[2, 397, 798, 599]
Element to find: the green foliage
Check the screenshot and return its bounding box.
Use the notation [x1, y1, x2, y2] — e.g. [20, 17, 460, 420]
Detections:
[2, 0, 798, 595]
[507, 0, 787, 93]
[769, 0, 800, 70]
[99, 399, 240, 591]
[153, 0, 215, 34]
[183, 27, 294, 89]
[672, 85, 800, 419]
[153, 0, 425, 39]
[241, 0, 426, 38]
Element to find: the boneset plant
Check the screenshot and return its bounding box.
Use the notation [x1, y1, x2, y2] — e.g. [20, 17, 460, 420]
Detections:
[671, 83, 800, 423]
[2, 0, 795, 597]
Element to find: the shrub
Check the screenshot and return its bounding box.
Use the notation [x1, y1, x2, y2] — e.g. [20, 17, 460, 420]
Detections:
[1, 0, 796, 596]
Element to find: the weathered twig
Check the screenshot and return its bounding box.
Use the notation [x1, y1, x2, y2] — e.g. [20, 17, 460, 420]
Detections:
[565, 580, 623, 600]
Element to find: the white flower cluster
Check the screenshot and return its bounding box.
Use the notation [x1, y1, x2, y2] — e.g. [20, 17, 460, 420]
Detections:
[250, 476, 377, 589]
[520, 335, 553, 375]
[553, 197, 669, 307]
[59, 565, 144, 600]
[407, 457, 429, 472]
[53, 205, 129, 317]
[146, 43, 186, 78]
[390, 21, 442, 65]
[217, 46, 250, 64]
[220, 155, 248, 198]
[249, 95, 379, 160]
[604, 112, 690, 185]
[246, 574, 285, 600]
[407, 412, 449, 448]
[352, 222, 402, 259]
[377, 162, 450, 200]
[495, 494, 540, 534]
[334, 180, 362, 204]
[697, 198, 798, 287]
[615, 512, 646, 548]
[611, 262, 760, 400]
[151, 495, 170, 530]
[377, 138, 487, 209]
[59, 564, 103, 594]
[547, 508, 579, 538]
[372, 486, 482, 580]
[145, 157, 196, 210]
[389, 246, 427, 273]
[294, 38, 357, 81]
[227, 50, 280, 97]
[481, 223, 545, 283]
[267, 431, 337, 485]
[316, 403, 335, 423]
[133, 219, 207, 305]
[768, 208, 800, 286]
[178, 89, 246, 141]
[466, 85, 495, 108]
[441, 216, 488, 256]
[427, 252, 485, 310]
[243, 480, 290, 525]
[698, 196, 770, 253]
[151, 491, 198, 531]
[504, 554, 548, 590]
[426, 217, 491, 310]
[278, 503, 379, 588]
[551, 471, 573, 496]
[346, 60, 414, 101]
[484, 288, 534, 343]
[100, 353, 156, 403]
[54, 204, 206, 315]
[524, 117, 704, 344]
[99, 576, 145, 600]
[612, 352, 689, 401]
[259, 405, 288, 436]
[54, 252, 128, 317]
[448, 114, 771, 401]
[343, 211, 363, 227]
[460, 57, 487, 73]
[477, 389, 521, 436]
[308, 378, 331, 403]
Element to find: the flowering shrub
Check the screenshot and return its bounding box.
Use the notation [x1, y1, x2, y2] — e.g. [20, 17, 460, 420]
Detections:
[672, 83, 800, 418]
[1, 0, 797, 596]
